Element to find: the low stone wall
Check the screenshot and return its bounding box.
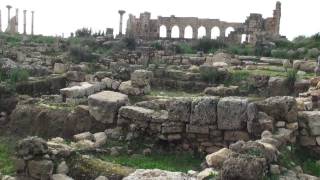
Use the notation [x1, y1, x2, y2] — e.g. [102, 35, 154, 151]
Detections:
[113, 96, 298, 153]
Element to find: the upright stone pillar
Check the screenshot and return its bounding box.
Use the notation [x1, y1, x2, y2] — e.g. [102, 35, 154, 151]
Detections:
[6, 5, 12, 24]
[192, 28, 198, 39]
[118, 10, 126, 36]
[179, 27, 184, 39]
[220, 28, 226, 38]
[31, 11, 34, 35]
[206, 28, 211, 39]
[15, 8, 18, 32]
[0, 10, 2, 32]
[23, 10, 27, 34]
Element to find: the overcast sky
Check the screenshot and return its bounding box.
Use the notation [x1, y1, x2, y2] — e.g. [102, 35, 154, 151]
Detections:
[1, 0, 319, 40]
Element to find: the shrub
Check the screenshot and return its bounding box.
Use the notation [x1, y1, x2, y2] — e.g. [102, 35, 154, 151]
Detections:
[274, 39, 294, 49]
[254, 42, 272, 57]
[287, 49, 299, 60]
[271, 49, 288, 58]
[228, 45, 255, 56]
[286, 69, 297, 93]
[8, 68, 29, 83]
[193, 38, 226, 53]
[30, 35, 55, 44]
[306, 48, 320, 59]
[200, 66, 226, 83]
[151, 42, 164, 50]
[176, 43, 194, 54]
[69, 45, 98, 63]
[123, 37, 137, 50]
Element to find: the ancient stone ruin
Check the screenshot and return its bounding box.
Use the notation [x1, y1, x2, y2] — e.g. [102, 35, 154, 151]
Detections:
[0, 1, 320, 180]
[126, 2, 282, 44]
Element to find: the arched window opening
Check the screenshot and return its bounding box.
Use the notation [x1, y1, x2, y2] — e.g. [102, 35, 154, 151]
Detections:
[197, 26, 206, 39]
[184, 26, 193, 39]
[211, 26, 220, 39]
[159, 25, 167, 38]
[241, 34, 247, 43]
[171, 25, 179, 38]
[225, 27, 235, 37]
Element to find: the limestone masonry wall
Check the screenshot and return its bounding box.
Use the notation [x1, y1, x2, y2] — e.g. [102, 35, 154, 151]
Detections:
[126, 2, 282, 44]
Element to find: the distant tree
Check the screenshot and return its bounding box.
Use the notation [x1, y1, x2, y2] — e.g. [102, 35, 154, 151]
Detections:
[123, 37, 137, 50]
[75, 28, 92, 38]
[311, 33, 320, 41]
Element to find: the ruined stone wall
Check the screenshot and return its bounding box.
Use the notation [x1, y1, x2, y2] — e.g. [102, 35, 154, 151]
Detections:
[116, 96, 298, 153]
[126, 2, 281, 44]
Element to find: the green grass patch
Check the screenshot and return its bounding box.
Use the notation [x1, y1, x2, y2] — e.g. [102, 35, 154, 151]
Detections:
[279, 145, 320, 177]
[0, 137, 15, 175]
[100, 152, 201, 172]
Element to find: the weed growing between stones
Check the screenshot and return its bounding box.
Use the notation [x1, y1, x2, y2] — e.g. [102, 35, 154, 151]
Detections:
[278, 145, 320, 177]
[0, 137, 15, 175]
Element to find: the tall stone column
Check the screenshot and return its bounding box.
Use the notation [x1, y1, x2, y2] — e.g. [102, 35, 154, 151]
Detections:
[31, 11, 34, 35]
[118, 10, 126, 36]
[15, 8, 19, 32]
[6, 5, 12, 24]
[23, 10, 27, 34]
[0, 10, 2, 32]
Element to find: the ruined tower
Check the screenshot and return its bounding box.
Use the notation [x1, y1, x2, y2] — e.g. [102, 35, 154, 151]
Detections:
[23, 10, 27, 34]
[118, 10, 126, 36]
[273, 1, 281, 35]
[31, 11, 34, 35]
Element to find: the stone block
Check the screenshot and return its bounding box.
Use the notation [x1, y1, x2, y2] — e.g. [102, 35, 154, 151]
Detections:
[205, 148, 233, 167]
[217, 97, 248, 130]
[66, 71, 85, 82]
[299, 111, 320, 136]
[299, 136, 316, 146]
[88, 91, 128, 124]
[168, 98, 191, 122]
[224, 131, 250, 142]
[118, 106, 154, 122]
[131, 70, 153, 87]
[161, 122, 184, 134]
[190, 97, 219, 125]
[53, 63, 68, 74]
[28, 160, 54, 180]
[186, 125, 209, 134]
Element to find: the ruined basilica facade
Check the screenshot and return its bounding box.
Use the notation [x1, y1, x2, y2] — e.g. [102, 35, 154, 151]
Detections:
[126, 2, 281, 44]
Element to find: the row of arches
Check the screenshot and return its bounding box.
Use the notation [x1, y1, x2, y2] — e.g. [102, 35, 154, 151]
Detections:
[159, 25, 235, 39]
